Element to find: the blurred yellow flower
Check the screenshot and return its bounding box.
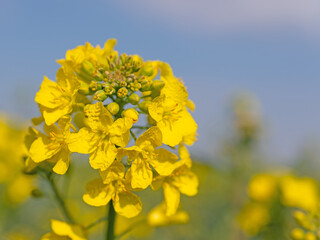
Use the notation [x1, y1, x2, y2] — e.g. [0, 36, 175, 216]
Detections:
[41, 219, 87, 240]
[280, 175, 319, 211]
[238, 202, 270, 236]
[248, 173, 278, 202]
[147, 202, 189, 227]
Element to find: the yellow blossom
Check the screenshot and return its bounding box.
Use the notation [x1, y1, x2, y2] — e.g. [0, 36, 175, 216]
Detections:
[36, 66, 80, 125]
[280, 175, 319, 211]
[83, 161, 142, 218]
[68, 102, 132, 171]
[248, 174, 278, 202]
[238, 202, 270, 236]
[148, 95, 197, 146]
[29, 116, 72, 174]
[147, 202, 189, 227]
[119, 126, 179, 190]
[41, 219, 87, 240]
[151, 164, 198, 216]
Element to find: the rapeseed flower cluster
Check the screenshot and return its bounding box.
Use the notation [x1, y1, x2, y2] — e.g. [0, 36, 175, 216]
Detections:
[239, 173, 319, 237]
[25, 39, 198, 239]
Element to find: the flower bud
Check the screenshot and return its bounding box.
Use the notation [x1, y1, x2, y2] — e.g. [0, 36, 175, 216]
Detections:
[107, 102, 120, 115]
[82, 60, 95, 75]
[138, 101, 151, 113]
[89, 81, 102, 92]
[128, 93, 140, 105]
[78, 82, 91, 95]
[305, 232, 316, 240]
[31, 188, 44, 198]
[291, 228, 304, 240]
[151, 80, 165, 91]
[123, 108, 139, 123]
[94, 90, 108, 102]
[117, 87, 128, 98]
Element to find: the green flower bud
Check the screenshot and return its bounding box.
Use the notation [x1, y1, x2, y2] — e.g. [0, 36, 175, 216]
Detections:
[151, 80, 165, 91]
[31, 188, 44, 198]
[138, 100, 151, 113]
[107, 102, 120, 115]
[123, 108, 139, 123]
[128, 93, 140, 105]
[117, 87, 128, 98]
[94, 90, 108, 102]
[141, 62, 155, 76]
[78, 82, 91, 95]
[82, 60, 95, 75]
[89, 81, 102, 92]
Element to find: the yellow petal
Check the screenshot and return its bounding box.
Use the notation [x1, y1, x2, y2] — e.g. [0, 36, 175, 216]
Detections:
[42, 105, 73, 126]
[51, 219, 87, 240]
[89, 141, 117, 171]
[100, 161, 125, 184]
[150, 149, 178, 176]
[117, 146, 141, 163]
[41, 232, 62, 240]
[135, 126, 162, 149]
[158, 109, 197, 146]
[131, 158, 153, 189]
[35, 77, 62, 108]
[170, 167, 198, 196]
[113, 190, 142, 218]
[68, 127, 99, 154]
[148, 95, 165, 122]
[52, 149, 70, 175]
[29, 133, 60, 163]
[56, 66, 79, 94]
[151, 175, 165, 191]
[177, 144, 192, 168]
[147, 202, 189, 227]
[85, 102, 113, 131]
[83, 179, 114, 207]
[163, 182, 180, 216]
[109, 118, 132, 147]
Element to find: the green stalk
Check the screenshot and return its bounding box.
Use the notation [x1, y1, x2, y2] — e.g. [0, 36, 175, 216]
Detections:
[47, 174, 75, 224]
[106, 202, 116, 240]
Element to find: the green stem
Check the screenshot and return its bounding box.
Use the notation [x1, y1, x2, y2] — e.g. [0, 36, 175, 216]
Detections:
[47, 174, 75, 224]
[106, 202, 116, 240]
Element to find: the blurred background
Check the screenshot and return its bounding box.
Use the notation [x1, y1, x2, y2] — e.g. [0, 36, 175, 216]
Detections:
[1, 0, 320, 239]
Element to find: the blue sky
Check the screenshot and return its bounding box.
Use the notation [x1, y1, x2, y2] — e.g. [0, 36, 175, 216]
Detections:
[1, 0, 320, 162]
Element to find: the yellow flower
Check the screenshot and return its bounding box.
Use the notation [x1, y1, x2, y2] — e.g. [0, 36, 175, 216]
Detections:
[157, 62, 195, 110]
[248, 174, 278, 202]
[68, 102, 132, 171]
[148, 95, 197, 146]
[151, 165, 198, 216]
[29, 116, 72, 174]
[41, 219, 87, 240]
[147, 202, 189, 227]
[238, 202, 270, 236]
[57, 39, 117, 72]
[83, 161, 142, 218]
[280, 175, 319, 211]
[36, 66, 80, 125]
[119, 126, 179, 190]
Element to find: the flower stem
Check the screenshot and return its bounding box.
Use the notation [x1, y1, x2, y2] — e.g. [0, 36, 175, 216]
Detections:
[106, 201, 116, 240]
[47, 174, 75, 224]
